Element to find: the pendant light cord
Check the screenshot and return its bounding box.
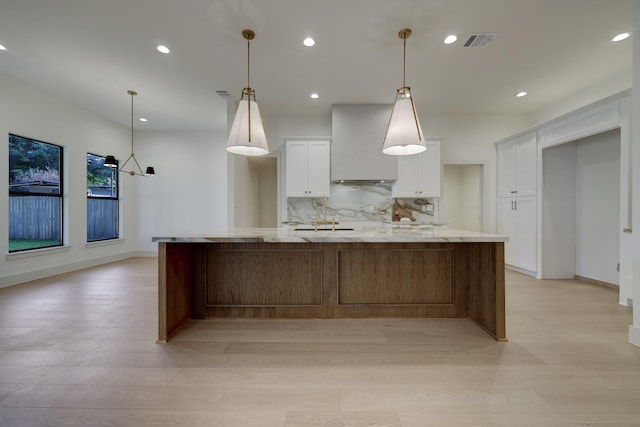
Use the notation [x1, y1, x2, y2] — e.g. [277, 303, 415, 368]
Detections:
[247, 37, 251, 88]
[130, 92, 134, 155]
[403, 36, 406, 88]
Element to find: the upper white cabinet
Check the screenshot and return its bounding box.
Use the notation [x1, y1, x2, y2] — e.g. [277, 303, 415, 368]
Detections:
[497, 133, 537, 197]
[392, 141, 441, 198]
[285, 140, 331, 197]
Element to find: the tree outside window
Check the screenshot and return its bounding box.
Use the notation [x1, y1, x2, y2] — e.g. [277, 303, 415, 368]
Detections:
[87, 153, 119, 241]
[8, 134, 63, 252]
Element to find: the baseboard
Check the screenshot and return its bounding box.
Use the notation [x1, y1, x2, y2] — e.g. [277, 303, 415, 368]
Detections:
[629, 325, 640, 347]
[135, 250, 159, 257]
[0, 251, 153, 289]
[505, 264, 537, 277]
[574, 275, 619, 290]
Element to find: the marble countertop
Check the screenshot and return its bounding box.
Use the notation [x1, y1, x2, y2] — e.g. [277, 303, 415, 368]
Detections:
[152, 227, 508, 243]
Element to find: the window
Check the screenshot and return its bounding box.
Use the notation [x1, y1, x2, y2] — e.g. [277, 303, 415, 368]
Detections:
[87, 153, 119, 242]
[8, 134, 63, 252]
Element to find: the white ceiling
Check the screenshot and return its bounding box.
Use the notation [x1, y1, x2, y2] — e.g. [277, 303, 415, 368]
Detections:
[0, 0, 633, 132]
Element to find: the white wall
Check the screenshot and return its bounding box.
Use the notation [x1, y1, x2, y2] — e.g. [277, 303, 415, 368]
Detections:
[0, 72, 136, 287]
[527, 68, 632, 128]
[630, 0, 640, 346]
[461, 165, 482, 232]
[575, 130, 621, 285]
[263, 114, 332, 152]
[442, 166, 463, 228]
[232, 155, 260, 228]
[133, 130, 228, 252]
[542, 142, 577, 279]
[442, 165, 482, 231]
[253, 157, 278, 227]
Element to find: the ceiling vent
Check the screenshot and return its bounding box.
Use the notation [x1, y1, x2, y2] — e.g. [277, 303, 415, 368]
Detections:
[215, 90, 233, 99]
[463, 33, 497, 47]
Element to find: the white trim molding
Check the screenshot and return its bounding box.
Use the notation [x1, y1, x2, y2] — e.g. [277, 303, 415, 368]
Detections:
[629, 325, 640, 347]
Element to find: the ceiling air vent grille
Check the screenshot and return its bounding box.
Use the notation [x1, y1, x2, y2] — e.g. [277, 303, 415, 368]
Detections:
[464, 33, 497, 47]
[215, 90, 233, 99]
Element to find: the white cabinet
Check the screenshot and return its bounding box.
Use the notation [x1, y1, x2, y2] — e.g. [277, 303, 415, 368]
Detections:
[497, 132, 537, 274]
[285, 140, 331, 197]
[392, 141, 441, 197]
[498, 196, 536, 272]
[497, 133, 537, 197]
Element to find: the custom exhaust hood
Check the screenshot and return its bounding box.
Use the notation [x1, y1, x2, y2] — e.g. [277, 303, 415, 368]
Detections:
[331, 104, 398, 181]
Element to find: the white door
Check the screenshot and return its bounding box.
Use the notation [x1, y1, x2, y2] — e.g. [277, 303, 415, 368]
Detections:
[393, 155, 420, 197]
[418, 142, 441, 197]
[498, 198, 517, 265]
[307, 141, 331, 196]
[515, 196, 537, 271]
[497, 141, 518, 197]
[285, 142, 309, 197]
[516, 135, 537, 197]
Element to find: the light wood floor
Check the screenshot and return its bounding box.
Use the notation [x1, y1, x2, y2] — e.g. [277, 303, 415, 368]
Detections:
[0, 258, 639, 426]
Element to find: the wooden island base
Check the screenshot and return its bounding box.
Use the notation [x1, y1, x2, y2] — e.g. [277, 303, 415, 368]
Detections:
[158, 241, 506, 342]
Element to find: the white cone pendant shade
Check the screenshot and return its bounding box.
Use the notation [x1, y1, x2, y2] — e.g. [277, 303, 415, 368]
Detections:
[226, 98, 269, 156]
[226, 29, 269, 156]
[382, 89, 426, 155]
[382, 28, 426, 156]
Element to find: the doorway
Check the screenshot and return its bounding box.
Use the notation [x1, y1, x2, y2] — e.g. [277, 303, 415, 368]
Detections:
[541, 128, 621, 285]
[250, 157, 278, 228]
[442, 164, 483, 232]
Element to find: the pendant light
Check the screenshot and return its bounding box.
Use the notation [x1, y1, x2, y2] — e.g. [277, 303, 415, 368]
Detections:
[106, 90, 155, 176]
[382, 28, 426, 156]
[226, 29, 269, 156]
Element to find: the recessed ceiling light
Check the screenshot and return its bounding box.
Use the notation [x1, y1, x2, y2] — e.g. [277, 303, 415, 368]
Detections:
[310, 93, 319, 99]
[303, 37, 315, 47]
[515, 91, 528, 98]
[156, 45, 170, 54]
[139, 118, 148, 122]
[612, 32, 630, 42]
[444, 35, 458, 45]
[0, 44, 6, 51]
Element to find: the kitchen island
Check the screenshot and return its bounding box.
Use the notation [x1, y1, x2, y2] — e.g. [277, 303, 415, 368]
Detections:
[153, 227, 508, 342]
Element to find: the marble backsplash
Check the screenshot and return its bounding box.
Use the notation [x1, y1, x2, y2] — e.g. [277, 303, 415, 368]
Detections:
[287, 181, 437, 224]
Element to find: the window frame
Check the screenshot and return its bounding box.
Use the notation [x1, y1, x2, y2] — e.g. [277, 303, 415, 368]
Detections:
[86, 152, 120, 243]
[8, 133, 64, 253]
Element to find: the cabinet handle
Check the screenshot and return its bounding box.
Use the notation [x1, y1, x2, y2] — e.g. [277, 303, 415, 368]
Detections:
[623, 228, 632, 233]
[511, 201, 514, 210]
[514, 201, 517, 210]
